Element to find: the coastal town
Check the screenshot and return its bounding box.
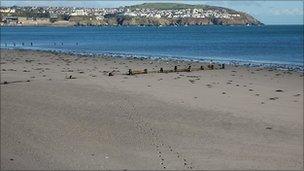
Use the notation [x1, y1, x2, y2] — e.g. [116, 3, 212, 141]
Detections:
[0, 3, 258, 26]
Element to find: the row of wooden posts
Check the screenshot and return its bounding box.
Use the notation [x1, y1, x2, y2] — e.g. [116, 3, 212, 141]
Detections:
[109, 63, 225, 76]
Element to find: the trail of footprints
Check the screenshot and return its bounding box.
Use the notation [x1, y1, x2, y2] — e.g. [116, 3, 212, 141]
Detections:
[119, 99, 193, 170]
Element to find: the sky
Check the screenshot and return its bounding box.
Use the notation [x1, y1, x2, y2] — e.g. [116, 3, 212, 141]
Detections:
[1, 1, 303, 25]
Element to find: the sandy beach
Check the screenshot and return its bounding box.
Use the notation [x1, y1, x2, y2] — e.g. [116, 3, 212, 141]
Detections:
[1, 49, 303, 170]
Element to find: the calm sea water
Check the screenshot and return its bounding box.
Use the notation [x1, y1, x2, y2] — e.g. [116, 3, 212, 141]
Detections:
[1, 25, 303, 68]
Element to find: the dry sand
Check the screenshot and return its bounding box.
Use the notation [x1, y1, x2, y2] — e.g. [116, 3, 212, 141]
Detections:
[1, 49, 303, 170]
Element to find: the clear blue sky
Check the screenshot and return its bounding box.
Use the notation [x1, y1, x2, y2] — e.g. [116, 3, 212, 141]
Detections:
[1, 1, 303, 25]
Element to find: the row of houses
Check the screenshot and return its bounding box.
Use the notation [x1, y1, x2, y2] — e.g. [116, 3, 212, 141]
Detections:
[1, 6, 242, 25]
[124, 8, 241, 19]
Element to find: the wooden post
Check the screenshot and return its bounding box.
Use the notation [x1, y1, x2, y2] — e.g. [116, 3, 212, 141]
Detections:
[221, 64, 225, 69]
[128, 69, 133, 75]
[174, 66, 177, 72]
[160, 68, 163, 73]
[187, 66, 191, 72]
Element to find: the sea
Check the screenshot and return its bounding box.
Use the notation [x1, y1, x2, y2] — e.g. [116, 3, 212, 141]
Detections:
[1, 25, 303, 70]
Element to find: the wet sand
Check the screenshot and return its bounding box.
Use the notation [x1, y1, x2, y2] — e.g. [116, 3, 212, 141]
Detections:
[1, 49, 303, 170]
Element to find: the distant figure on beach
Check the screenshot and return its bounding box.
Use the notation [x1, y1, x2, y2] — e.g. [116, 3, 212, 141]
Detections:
[61, 42, 63, 46]
[22, 42, 24, 46]
[210, 60, 214, 65]
[76, 42, 79, 46]
[209, 60, 214, 69]
[30, 42, 33, 46]
[13, 42, 16, 47]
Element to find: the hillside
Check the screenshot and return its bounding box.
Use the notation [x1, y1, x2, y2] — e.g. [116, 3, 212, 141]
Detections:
[122, 3, 262, 26]
[0, 3, 263, 26]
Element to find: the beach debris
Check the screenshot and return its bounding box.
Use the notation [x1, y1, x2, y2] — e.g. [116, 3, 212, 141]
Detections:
[294, 93, 301, 97]
[25, 59, 34, 63]
[108, 72, 114, 76]
[1, 80, 30, 85]
[261, 102, 265, 104]
[189, 79, 195, 84]
[222, 92, 226, 94]
[269, 97, 279, 100]
[206, 84, 213, 88]
[90, 74, 97, 77]
[67, 75, 76, 79]
[275, 89, 284, 92]
[249, 89, 254, 91]
[266, 126, 272, 130]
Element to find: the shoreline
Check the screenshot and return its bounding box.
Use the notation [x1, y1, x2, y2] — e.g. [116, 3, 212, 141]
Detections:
[2, 47, 303, 72]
